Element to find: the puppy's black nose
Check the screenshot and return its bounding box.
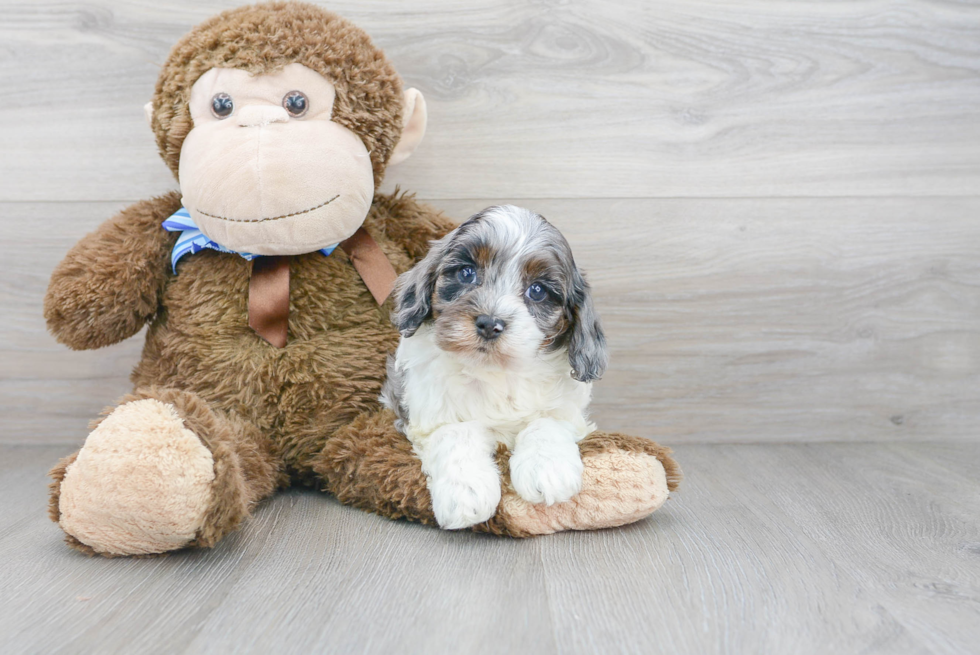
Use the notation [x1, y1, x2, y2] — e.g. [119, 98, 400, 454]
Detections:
[475, 314, 506, 340]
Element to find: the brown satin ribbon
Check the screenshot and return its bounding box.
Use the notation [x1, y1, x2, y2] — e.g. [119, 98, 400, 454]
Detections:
[248, 255, 291, 348]
[339, 226, 398, 306]
[247, 227, 397, 348]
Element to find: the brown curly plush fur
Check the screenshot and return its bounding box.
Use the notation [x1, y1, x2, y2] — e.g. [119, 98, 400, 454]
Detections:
[44, 2, 680, 555]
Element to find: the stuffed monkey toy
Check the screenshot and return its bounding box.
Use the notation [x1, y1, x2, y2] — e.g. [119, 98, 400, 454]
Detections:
[44, 1, 680, 556]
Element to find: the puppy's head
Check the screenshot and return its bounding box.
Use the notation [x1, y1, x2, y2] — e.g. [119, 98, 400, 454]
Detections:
[393, 205, 607, 381]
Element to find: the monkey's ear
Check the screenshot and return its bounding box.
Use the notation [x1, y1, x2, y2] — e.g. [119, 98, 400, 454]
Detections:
[388, 88, 427, 166]
[143, 101, 154, 128]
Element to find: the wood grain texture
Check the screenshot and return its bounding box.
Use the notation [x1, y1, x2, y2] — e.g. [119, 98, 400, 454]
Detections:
[3, 2, 977, 653]
[3, 442, 978, 654]
[1, 0, 979, 201]
[539, 442, 980, 655]
[5, 198, 978, 445]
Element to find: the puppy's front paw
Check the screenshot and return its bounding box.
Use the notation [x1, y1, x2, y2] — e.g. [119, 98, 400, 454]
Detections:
[510, 437, 584, 506]
[430, 470, 501, 530]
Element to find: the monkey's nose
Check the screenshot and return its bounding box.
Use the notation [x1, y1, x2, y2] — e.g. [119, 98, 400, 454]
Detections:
[236, 105, 290, 127]
[474, 315, 506, 340]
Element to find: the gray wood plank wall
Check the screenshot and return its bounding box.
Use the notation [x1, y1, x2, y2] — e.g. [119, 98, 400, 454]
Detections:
[1, 0, 978, 445]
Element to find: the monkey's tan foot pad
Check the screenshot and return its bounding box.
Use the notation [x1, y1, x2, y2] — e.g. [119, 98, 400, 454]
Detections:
[497, 441, 680, 536]
[56, 399, 215, 556]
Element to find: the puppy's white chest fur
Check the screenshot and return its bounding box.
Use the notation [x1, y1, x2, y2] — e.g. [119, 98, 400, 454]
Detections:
[396, 325, 595, 448]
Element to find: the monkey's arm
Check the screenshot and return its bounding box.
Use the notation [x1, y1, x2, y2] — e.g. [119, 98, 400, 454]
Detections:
[44, 191, 182, 350]
[369, 191, 457, 265]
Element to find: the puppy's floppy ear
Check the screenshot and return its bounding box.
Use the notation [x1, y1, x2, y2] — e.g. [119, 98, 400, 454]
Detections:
[567, 268, 608, 382]
[392, 232, 450, 337]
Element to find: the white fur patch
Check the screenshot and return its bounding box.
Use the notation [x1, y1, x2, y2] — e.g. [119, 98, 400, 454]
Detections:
[420, 421, 501, 529]
[397, 325, 594, 448]
[509, 418, 584, 505]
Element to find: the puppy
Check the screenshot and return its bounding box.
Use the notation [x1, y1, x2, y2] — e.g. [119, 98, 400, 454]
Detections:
[381, 205, 608, 529]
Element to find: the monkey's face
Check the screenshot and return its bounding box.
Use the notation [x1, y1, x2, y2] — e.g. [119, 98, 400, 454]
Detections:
[176, 64, 377, 255]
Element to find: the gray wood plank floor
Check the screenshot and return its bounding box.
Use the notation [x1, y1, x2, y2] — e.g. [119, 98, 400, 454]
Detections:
[3, 443, 978, 655]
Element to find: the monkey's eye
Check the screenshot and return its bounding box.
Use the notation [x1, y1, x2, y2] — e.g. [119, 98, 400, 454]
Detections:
[525, 282, 548, 303]
[210, 93, 234, 119]
[283, 91, 309, 117]
[457, 266, 477, 284]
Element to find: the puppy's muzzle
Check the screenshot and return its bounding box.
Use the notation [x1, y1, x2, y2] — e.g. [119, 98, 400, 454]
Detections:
[474, 314, 506, 341]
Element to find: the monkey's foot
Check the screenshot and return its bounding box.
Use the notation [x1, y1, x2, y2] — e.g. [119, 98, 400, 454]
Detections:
[487, 432, 682, 536]
[51, 399, 215, 556]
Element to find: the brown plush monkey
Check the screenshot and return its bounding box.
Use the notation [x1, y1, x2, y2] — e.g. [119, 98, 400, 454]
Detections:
[44, 2, 680, 556]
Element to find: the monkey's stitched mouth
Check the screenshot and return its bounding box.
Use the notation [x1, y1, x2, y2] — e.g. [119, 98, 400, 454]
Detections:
[195, 194, 340, 224]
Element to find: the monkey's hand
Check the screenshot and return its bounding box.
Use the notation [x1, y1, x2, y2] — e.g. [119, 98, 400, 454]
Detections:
[44, 191, 182, 350]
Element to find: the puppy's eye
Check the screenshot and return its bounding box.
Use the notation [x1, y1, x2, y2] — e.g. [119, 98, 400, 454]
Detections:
[525, 282, 548, 302]
[211, 93, 234, 118]
[283, 91, 309, 117]
[457, 266, 477, 284]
